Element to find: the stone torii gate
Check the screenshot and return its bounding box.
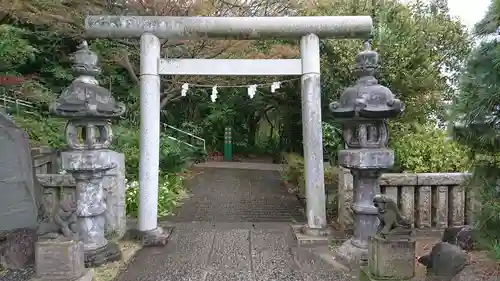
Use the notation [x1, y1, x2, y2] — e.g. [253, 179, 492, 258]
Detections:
[84, 15, 373, 244]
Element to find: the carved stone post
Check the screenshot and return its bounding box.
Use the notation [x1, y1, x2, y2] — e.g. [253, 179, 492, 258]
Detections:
[51, 41, 125, 267]
[330, 41, 404, 267]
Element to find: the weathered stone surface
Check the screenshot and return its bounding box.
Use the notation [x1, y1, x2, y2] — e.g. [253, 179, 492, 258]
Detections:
[290, 224, 330, 247]
[442, 225, 476, 251]
[36, 174, 75, 187]
[416, 186, 432, 228]
[450, 185, 465, 227]
[127, 227, 173, 247]
[0, 112, 43, 231]
[60, 148, 117, 261]
[34, 239, 85, 279]
[33, 268, 93, 281]
[418, 173, 469, 186]
[38, 152, 126, 239]
[417, 242, 467, 280]
[379, 173, 417, 186]
[0, 113, 45, 269]
[102, 151, 126, 238]
[337, 168, 354, 230]
[368, 236, 416, 279]
[84, 240, 121, 267]
[400, 186, 415, 227]
[337, 172, 473, 230]
[433, 186, 449, 228]
[338, 149, 394, 169]
[0, 229, 37, 269]
[465, 189, 477, 225]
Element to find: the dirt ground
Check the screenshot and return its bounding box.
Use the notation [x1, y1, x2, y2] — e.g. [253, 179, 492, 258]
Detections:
[93, 241, 141, 281]
[416, 238, 500, 280]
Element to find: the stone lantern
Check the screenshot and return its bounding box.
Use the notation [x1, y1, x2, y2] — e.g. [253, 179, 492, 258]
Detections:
[51, 41, 125, 267]
[330, 41, 404, 266]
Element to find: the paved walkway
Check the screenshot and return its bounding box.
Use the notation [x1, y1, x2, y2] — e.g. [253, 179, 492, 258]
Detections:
[117, 165, 350, 281]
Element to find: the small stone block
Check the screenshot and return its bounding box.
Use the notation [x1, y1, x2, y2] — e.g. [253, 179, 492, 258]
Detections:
[290, 224, 330, 247]
[368, 236, 416, 279]
[32, 269, 93, 281]
[360, 266, 412, 281]
[84, 241, 122, 267]
[34, 239, 85, 280]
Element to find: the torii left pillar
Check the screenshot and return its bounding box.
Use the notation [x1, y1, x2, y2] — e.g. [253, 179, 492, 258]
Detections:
[84, 15, 373, 246]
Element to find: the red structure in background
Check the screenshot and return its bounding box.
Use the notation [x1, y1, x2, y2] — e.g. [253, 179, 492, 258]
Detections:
[0, 75, 37, 85]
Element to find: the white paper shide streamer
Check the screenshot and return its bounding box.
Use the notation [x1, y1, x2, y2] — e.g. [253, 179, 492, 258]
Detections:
[181, 83, 189, 96]
[211, 85, 218, 103]
[178, 79, 294, 102]
[247, 85, 257, 99]
[271, 81, 281, 93]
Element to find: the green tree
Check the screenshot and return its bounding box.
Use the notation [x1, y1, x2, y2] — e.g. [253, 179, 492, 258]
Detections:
[451, 0, 500, 257]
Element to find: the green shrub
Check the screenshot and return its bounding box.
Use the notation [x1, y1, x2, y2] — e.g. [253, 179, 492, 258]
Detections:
[390, 123, 469, 173]
[280, 153, 304, 185]
[11, 115, 65, 147]
[322, 121, 343, 163]
[112, 124, 200, 180]
[280, 153, 340, 219]
[125, 173, 185, 218]
[111, 123, 199, 218]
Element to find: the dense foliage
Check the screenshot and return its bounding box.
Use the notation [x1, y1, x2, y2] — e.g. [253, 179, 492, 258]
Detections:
[451, 32, 500, 258]
[391, 123, 469, 173]
[0, 0, 473, 218]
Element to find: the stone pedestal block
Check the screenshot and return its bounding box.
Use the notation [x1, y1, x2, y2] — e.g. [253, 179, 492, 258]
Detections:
[338, 149, 394, 169]
[33, 238, 93, 280]
[127, 227, 173, 247]
[337, 167, 354, 230]
[84, 240, 122, 267]
[102, 151, 126, 239]
[368, 236, 416, 280]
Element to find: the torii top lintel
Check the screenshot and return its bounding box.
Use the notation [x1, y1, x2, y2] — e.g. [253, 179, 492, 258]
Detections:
[84, 16, 373, 40]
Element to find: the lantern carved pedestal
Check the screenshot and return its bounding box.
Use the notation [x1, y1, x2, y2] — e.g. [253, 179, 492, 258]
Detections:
[329, 42, 404, 268]
[51, 41, 126, 267]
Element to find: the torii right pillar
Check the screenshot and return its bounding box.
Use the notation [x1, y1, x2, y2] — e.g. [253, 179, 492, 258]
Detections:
[329, 41, 404, 268]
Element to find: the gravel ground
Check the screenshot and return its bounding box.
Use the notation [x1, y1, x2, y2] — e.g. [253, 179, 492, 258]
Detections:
[0, 264, 34, 281]
[415, 238, 500, 280]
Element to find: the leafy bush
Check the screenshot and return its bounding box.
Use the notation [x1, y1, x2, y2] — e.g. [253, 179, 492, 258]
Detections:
[11, 115, 65, 147]
[280, 153, 304, 186]
[390, 123, 469, 173]
[112, 124, 203, 180]
[280, 153, 340, 219]
[111, 123, 206, 217]
[322, 121, 343, 164]
[125, 173, 185, 218]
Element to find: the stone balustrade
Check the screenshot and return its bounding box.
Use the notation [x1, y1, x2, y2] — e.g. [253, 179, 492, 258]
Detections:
[338, 169, 475, 230]
[32, 147, 60, 174]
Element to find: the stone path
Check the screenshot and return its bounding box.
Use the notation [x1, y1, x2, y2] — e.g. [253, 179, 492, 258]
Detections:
[169, 166, 304, 223]
[117, 164, 351, 281]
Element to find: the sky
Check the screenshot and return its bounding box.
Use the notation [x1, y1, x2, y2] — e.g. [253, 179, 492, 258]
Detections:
[448, 0, 490, 30]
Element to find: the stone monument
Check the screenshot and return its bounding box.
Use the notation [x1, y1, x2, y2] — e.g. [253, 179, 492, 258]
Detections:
[330, 41, 404, 267]
[418, 242, 468, 281]
[51, 41, 125, 267]
[360, 194, 415, 281]
[33, 200, 93, 281]
[0, 112, 44, 269]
